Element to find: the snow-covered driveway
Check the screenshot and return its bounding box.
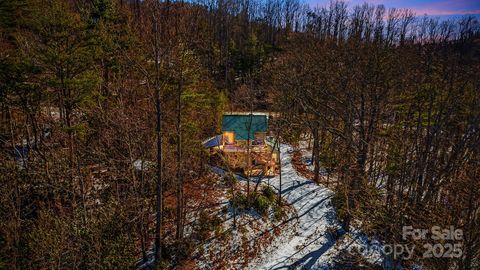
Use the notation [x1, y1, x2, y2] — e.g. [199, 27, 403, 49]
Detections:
[250, 144, 340, 269]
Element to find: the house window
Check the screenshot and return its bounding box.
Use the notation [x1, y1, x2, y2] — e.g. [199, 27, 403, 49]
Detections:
[223, 131, 235, 145]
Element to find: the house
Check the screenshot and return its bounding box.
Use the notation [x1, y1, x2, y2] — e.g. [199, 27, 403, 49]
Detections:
[203, 112, 279, 176]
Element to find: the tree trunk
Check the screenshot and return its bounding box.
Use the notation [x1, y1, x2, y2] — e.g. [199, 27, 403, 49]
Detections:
[278, 150, 282, 206]
[313, 125, 320, 183]
[176, 80, 184, 240]
[153, 6, 163, 261]
[246, 111, 252, 206]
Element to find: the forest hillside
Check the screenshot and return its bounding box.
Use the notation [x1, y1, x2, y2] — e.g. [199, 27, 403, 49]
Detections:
[0, 0, 479, 269]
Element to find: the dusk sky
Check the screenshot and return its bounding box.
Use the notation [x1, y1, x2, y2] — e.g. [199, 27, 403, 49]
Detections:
[306, 0, 480, 17]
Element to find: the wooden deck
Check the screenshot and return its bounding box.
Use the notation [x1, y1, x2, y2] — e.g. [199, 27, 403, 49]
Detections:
[221, 143, 279, 177]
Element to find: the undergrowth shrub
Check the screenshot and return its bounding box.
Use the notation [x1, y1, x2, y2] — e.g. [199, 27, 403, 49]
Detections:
[273, 205, 285, 221]
[195, 211, 222, 241]
[253, 195, 271, 216]
[231, 186, 284, 217]
[262, 186, 276, 202]
[232, 192, 248, 210]
[223, 173, 237, 187]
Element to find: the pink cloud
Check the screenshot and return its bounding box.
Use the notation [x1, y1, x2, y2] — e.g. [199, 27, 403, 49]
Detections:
[412, 8, 480, 16]
[408, 0, 480, 16]
[310, 0, 480, 16]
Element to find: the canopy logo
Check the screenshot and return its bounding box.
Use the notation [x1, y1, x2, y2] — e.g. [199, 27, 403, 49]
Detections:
[349, 226, 463, 260]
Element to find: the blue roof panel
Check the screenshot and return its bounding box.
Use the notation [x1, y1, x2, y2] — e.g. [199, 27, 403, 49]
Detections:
[203, 134, 223, 148]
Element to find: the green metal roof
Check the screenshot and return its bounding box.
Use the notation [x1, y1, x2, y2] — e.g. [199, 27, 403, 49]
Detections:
[222, 114, 268, 140]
